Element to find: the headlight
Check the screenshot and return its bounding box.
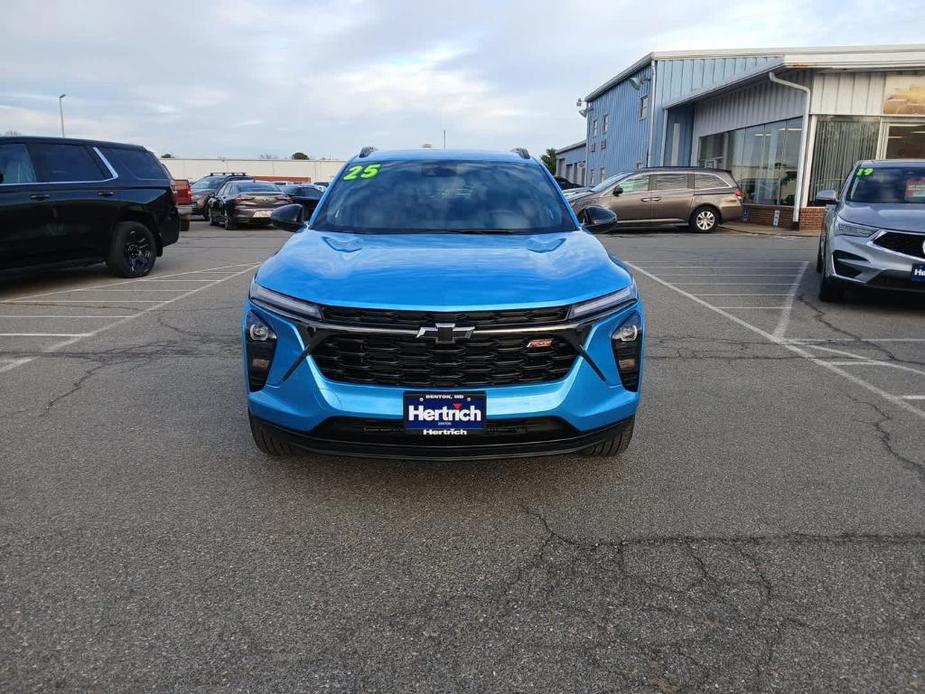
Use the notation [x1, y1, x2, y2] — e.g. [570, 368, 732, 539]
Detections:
[834, 219, 878, 238]
[569, 282, 637, 320]
[249, 279, 321, 319]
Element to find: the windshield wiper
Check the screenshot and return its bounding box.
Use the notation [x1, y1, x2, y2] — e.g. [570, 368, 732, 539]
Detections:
[442, 228, 519, 234]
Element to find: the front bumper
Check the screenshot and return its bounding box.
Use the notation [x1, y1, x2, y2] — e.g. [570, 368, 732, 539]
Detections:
[243, 298, 644, 457]
[828, 230, 925, 293]
[253, 414, 634, 460]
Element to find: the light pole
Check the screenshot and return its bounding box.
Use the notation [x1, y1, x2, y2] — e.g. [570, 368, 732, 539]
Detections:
[58, 94, 66, 137]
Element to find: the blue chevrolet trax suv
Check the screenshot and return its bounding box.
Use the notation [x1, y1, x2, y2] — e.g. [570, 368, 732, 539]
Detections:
[242, 148, 644, 460]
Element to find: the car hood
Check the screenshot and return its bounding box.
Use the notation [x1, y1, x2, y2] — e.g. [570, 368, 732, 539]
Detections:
[255, 229, 634, 311]
[840, 202, 925, 233]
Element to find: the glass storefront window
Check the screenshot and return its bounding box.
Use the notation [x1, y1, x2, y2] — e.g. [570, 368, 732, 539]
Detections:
[885, 122, 925, 158]
[698, 117, 802, 205]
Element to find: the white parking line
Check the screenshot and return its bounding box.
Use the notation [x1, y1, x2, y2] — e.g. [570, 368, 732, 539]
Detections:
[78, 289, 192, 293]
[901, 395, 925, 400]
[0, 332, 93, 337]
[790, 338, 925, 343]
[772, 262, 810, 340]
[2, 300, 163, 304]
[0, 264, 260, 374]
[713, 306, 791, 309]
[2, 263, 257, 302]
[698, 293, 792, 296]
[0, 315, 135, 319]
[626, 261, 925, 420]
[0, 358, 32, 374]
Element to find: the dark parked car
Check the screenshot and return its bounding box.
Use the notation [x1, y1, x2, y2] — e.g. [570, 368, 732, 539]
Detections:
[554, 175, 583, 190]
[0, 135, 180, 277]
[569, 167, 743, 232]
[280, 184, 324, 217]
[208, 181, 292, 229]
[190, 172, 251, 218]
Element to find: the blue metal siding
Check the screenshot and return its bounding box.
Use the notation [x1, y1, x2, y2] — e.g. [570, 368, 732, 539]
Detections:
[556, 143, 587, 184]
[651, 55, 781, 163]
[585, 64, 652, 181]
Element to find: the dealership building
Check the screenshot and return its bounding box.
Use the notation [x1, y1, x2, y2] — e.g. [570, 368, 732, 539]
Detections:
[562, 45, 925, 230]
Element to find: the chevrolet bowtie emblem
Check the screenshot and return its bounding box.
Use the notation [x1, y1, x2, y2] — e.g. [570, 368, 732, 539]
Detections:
[415, 322, 475, 344]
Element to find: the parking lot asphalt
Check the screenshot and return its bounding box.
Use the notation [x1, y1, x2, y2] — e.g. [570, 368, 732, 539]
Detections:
[2, 222, 924, 692]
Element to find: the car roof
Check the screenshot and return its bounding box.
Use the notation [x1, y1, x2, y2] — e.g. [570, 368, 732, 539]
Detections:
[346, 149, 539, 164]
[859, 159, 925, 167]
[0, 135, 148, 151]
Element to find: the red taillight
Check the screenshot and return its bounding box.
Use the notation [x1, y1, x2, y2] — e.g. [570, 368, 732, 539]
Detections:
[735, 190, 743, 200]
[235, 196, 256, 203]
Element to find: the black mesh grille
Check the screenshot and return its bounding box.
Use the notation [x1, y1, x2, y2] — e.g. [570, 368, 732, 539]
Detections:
[311, 332, 579, 387]
[873, 232, 925, 259]
[869, 270, 925, 291]
[311, 417, 575, 445]
[320, 305, 570, 329]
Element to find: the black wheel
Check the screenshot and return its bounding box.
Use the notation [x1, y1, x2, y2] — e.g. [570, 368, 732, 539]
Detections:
[690, 206, 719, 233]
[208, 206, 219, 226]
[224, 209, 237, 230]
[105, 221, 156, 278]
[583, 417, 635, 457]
[816, 235, 824, 273]
[249, 413, 297, 456]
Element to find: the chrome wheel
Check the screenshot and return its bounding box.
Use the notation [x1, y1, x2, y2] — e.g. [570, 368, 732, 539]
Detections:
[124, 228, 153, 274]
[695, 209, 716, 231]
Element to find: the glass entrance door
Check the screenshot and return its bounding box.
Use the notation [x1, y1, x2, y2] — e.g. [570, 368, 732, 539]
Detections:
[882, 121, 925, 159]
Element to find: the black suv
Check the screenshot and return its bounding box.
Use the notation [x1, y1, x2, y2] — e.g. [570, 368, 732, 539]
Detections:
[0, 136, 180, 277]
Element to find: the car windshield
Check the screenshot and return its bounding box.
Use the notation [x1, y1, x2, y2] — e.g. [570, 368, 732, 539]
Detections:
[192, 176, 225, 191]
[847, 166, 925, 204]
[238, 182, 280, 193]
[590, 171, 632, 193]
[313, 159, 574, 233]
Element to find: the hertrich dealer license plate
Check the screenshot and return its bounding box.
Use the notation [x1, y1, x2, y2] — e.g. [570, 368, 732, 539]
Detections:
[403, 392, 486, 435]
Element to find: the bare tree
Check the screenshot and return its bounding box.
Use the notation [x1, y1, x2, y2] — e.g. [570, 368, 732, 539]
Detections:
[259, 153, 279, 160]
[3, 130, 22, 136]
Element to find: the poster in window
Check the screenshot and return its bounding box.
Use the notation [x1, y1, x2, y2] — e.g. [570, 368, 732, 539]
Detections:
[883, 76, 925, 115]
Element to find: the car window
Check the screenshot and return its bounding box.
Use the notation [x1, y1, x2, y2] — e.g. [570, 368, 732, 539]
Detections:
[847, 166, 925, 204]
[222, 183, 237, 196]
[590, 171, 632, 194]
[0, 143, 37, 185]
[29, 143, 107, 182]
[653, 174, 689, 191]
[238, 182, 280, 192]
[617, 175, 649, 193]
[695, 173, 727, 189]
[192, 176, 224, 191]
[100, 147, 166, 180]
[314, 159, 574, 234]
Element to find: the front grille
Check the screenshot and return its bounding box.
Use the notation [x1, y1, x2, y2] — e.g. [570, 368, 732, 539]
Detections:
[873, 232, 925, 259]
[320, 305, 570, 329]
[311, 332, 579, 387]
[311, 416, 575, 445]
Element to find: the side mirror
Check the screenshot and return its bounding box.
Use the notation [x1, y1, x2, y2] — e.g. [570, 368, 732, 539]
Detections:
[270, 203, 306, 232]
[612, 185, 623, 196]
[815, 189, 838, 204]
[578, 205, 618, 232]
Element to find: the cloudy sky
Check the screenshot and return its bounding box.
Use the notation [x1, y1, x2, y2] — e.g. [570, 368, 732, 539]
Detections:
[1, 0, 921, 160]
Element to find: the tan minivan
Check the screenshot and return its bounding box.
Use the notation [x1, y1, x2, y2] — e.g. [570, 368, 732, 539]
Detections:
[568, 167, 743, 232]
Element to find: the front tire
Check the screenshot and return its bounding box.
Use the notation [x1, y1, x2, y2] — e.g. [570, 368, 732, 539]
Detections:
[105, 221, 157, 277]
[583, 417, 635, 457]
[249, 413, 296, 456]
[690, 206, 719, 233]
[224, 210, 237, 230]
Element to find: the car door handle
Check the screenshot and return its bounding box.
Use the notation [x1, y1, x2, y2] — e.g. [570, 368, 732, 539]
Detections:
[30, 193, 50, 201]
[649, 196, 662, 202]
[97, 191, 115, 197]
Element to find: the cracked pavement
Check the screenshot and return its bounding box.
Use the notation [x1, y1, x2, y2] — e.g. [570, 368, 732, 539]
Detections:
[1, 225, 924, 692]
